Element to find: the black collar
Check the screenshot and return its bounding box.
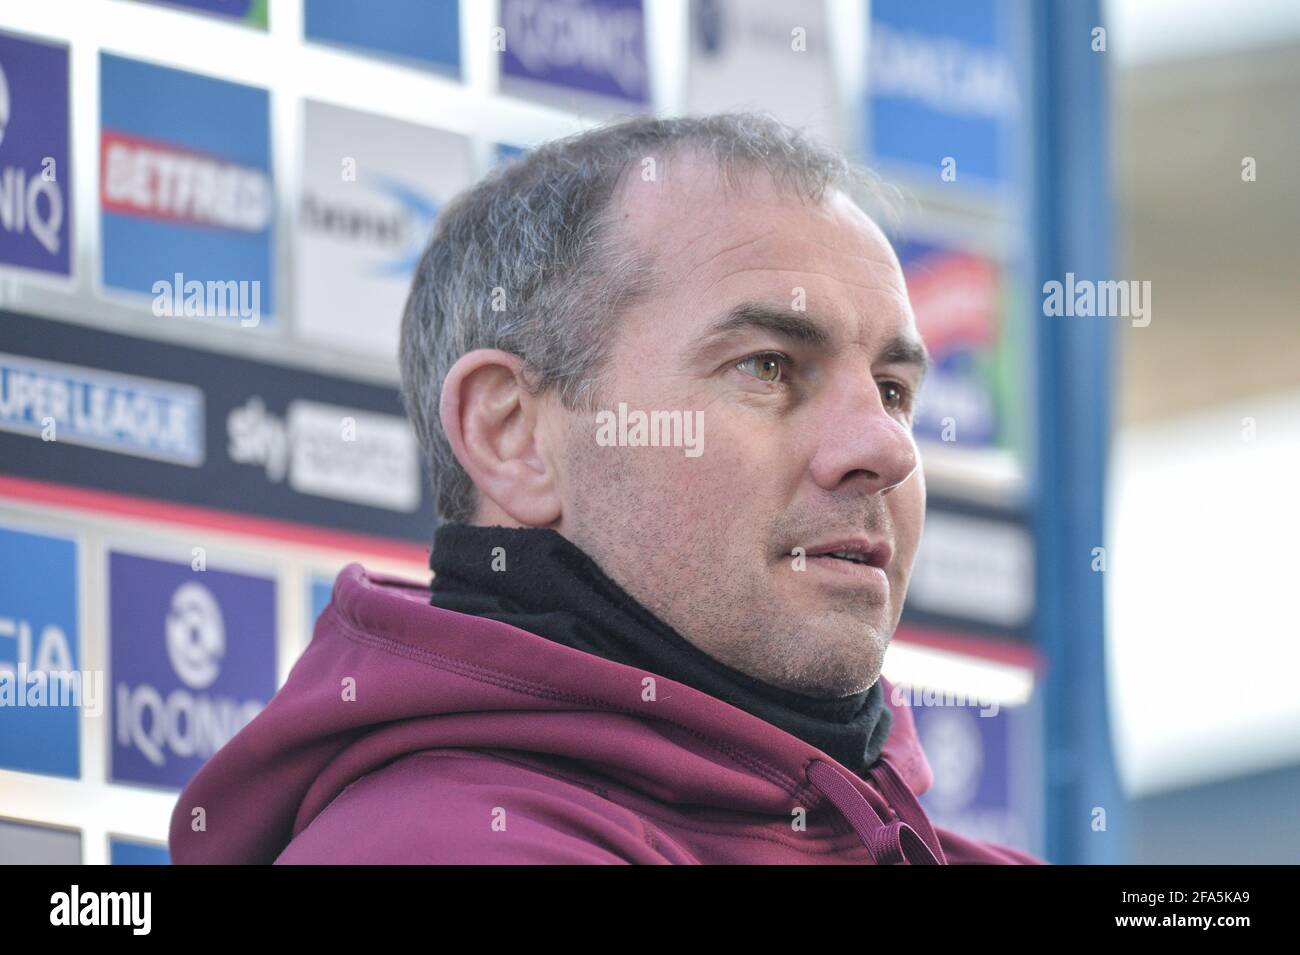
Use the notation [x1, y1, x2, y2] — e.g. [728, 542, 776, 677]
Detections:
[428, 523, 893, 777]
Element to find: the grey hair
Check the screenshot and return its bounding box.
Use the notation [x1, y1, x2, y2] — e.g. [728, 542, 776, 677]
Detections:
[399, 111, 887, 524]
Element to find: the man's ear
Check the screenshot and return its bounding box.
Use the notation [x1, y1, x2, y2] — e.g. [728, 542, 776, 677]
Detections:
[438, 349, 562, 527]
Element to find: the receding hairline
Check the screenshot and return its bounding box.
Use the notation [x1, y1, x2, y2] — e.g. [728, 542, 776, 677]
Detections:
[595, 143, 869, 300]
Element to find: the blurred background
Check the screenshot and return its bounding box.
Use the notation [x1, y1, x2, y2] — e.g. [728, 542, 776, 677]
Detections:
[0, 0, 1295, 864]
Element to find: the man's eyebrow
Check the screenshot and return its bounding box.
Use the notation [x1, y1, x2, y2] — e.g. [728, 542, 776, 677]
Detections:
[879, 334, 931, 380]
[687, 302, 931, 378]
[686, 303, 836, 360]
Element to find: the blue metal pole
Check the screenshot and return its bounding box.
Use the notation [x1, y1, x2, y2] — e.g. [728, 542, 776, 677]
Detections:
[1029, 0, 1127, 863]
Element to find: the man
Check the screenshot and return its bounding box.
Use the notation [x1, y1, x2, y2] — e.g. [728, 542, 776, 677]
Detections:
[170, 113, 1042, 864]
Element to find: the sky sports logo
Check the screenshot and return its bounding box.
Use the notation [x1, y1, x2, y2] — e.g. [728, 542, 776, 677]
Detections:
[226, 396, 422, 511]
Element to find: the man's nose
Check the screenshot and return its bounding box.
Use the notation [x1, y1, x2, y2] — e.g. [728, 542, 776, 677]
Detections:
[806, 382, 919, 496]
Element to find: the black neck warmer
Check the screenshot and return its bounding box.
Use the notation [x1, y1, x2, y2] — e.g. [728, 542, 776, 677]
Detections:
[427, 523, 893, 778]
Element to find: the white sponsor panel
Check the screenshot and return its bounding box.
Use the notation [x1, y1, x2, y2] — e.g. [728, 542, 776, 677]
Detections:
[227, 396, 420, 512]
[908, 510, 1033, 629]
[287, 400, 420, 512]
[687, 0, 843, 148]
[295, 101, 474, 358]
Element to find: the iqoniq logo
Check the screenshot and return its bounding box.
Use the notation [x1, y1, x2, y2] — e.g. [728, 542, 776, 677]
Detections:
[0, 58, 67, 259]
[115, 579, 261, 768]
[165, 581, 224, 691]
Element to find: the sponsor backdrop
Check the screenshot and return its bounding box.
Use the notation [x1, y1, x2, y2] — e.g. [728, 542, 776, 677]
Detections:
[0, 309, 433, 542]
[0, 0, 1044, 863]
[303, 0, 459, 75]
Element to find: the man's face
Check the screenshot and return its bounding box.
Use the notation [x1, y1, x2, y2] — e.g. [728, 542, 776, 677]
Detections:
[550, 157, 928, 698]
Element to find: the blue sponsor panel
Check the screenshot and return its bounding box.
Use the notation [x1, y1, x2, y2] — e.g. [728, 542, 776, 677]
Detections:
[0, 32, 72, 278]
[110, 836, 171, 864]
[99, 54, 274, 323]
[500, 0, 650, 107]
[896, 238, 1009, 449]
[0, 525, 80, 778]
[911, 694, 1042, 856]
[0, 310, 435, 544]
[0, 352, 204, 466]
[108, 550, 277, 789]
[304, 0, 460, 75]
[865, 0, 1023, 191]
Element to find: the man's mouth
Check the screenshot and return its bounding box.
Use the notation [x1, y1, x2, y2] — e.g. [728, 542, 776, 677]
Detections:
[802, 538, 892, 570]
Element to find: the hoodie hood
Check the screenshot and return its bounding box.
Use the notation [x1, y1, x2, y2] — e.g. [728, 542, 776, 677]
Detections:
[168, 563, 1006, 865]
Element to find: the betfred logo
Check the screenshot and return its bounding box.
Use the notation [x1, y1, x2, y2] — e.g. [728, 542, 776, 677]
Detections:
[101, 130, 271, 232]
[903, 247, 998, 355]
[896, 238, 1003, 447]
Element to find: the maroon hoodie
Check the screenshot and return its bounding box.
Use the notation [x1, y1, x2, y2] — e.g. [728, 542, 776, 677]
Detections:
[169, 563, 1044, 864]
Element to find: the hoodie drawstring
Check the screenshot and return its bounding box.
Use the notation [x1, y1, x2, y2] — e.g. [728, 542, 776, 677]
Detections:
[806, 756, 947, 865]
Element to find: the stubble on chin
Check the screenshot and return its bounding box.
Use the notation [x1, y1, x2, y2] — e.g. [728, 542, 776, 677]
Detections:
[722, 604, 891, 698]
[557, 415, 892, 699]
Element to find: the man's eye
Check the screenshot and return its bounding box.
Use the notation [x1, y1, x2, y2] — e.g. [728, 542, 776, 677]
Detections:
[735, 352, 789, 384]
[880, 380, 914, 413]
